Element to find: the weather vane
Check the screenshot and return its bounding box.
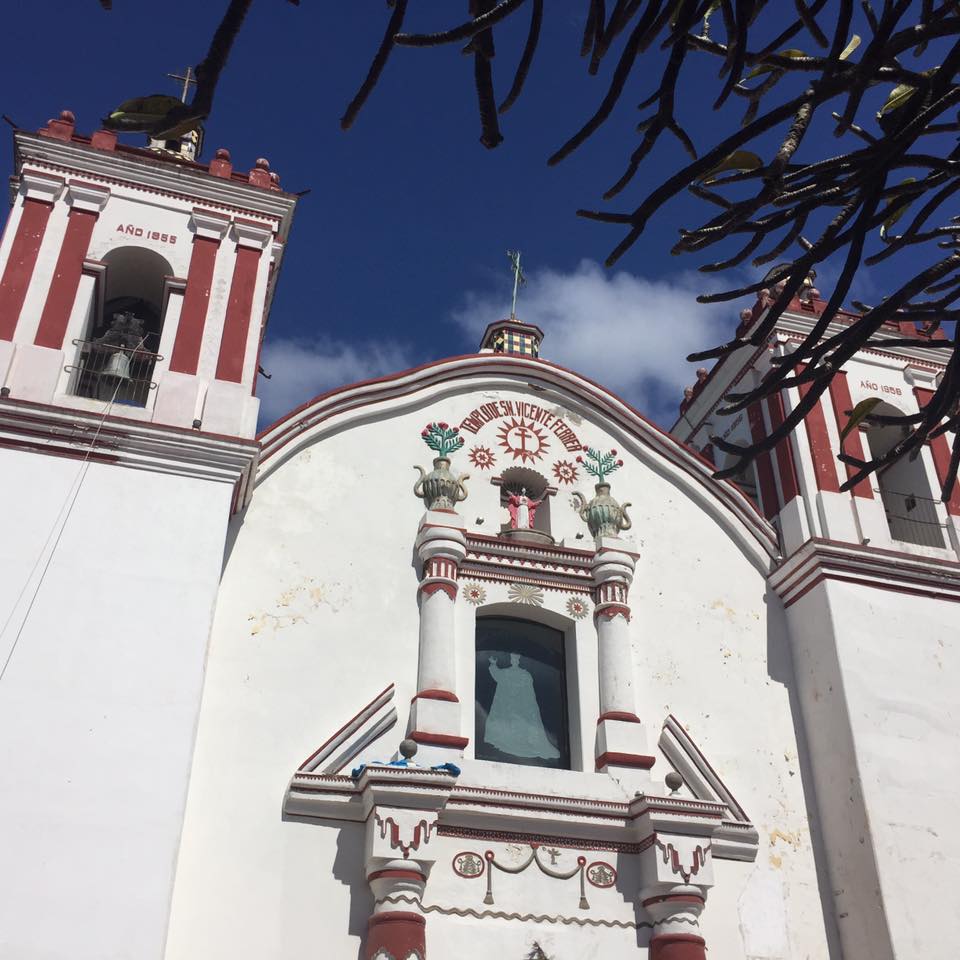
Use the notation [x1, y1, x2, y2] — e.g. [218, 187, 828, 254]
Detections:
[507, 250, 525, 320]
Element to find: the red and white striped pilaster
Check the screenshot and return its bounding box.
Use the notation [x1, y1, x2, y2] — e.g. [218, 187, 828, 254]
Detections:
[410, 514, 468, 758]
[592, 539, 654, 777]
[914, 387, 960, 518]
[214, 219, 273, 384]
[168, 209, 230, 375]
[0, 170, 63, 341]
[33, 181, 110, 350]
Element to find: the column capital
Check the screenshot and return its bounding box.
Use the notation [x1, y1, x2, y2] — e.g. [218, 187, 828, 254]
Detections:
[232, 217, 274, 250]
[189, 207, 231, 241]
[366, 808, 441, 872]
[19, 169, 64, 204]
[415, 513, 467, 565]
[66, 180, 110, 213]
[591, 537, 638, 587]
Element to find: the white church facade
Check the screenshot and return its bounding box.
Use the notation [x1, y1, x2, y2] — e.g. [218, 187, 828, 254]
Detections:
[0, 111, 957, 960]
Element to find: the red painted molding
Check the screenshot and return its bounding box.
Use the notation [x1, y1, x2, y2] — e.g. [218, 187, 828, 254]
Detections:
[296, 683, 395, 772]
[796, 367, 841, 493]
[595, 751, 656, 770]
[650, 932, 706, 960]
[597, 711, 641, 724]
[366, 868, 425, 883]
[0, 198, 54, 340]
[828, 372, 873, 498]
[215, 243, 261, 382]
[34, 208, 98, 349]
[365, 911, 425, 960]
[747, 401, 780, 519]
[420, 582, 457, 601]
[412, 689, 459, 703]
[169, 235, 219, 374]
[915, 387, 960, 516]
[410, 730, 469, 749]
[594, 604, 631, 622]
[766, 391, 800, 505]
[642, 894, 705, 908]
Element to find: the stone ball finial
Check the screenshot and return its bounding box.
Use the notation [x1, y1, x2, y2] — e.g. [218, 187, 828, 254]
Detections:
[809, 287, 821, 299]
[684, 387, 695, 400]
[665, 771, 683, 793]
[740, 307, 752, 321]
[399, 738, 418, 760]
[759, 287, 770, 299]
[255, 157, 270, 170]
[215, 147, 231, 160]
[696, 367, 708, 381]
[269, 171, 280, 186]
[60, 110, 76, 123]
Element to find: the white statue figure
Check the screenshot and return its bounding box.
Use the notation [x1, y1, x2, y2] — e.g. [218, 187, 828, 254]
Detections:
[507, 486, 544, 530]
[484, 653, 560, 760]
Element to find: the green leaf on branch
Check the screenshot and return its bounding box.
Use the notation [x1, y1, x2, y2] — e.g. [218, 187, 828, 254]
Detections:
[104, 94, 184, 131]
[700, 150, 763, 183]
[838, 35, 861, 61]
[877, 83, 916, 117]
[746, 49, 808, 79]
[880, 178, 917, 239]
[840, 397, 883, 440]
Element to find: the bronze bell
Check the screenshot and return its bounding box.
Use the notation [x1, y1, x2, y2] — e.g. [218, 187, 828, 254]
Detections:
[101, 350, 131, 381]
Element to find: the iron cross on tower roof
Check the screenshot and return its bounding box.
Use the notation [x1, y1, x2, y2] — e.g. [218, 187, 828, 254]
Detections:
[167, 66, 197, 103]
[507, 250, 526, 320]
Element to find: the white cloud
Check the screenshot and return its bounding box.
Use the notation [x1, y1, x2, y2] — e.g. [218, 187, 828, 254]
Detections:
[452, 259, 735, 424]
[257, 337, 411, 425]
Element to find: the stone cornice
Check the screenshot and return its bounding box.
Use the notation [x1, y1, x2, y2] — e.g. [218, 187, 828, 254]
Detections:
[769, 536, 960, 608]
[674, 309, 952, 443]
[0, 398, 259, 513]
[461, 531, 596, 594]
[14, 131, 296, 235]
[284, 765, 750, 858]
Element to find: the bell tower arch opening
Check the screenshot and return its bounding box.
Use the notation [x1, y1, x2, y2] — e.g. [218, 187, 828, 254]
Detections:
[71, 246, 172, 406]
[865, 400, 946, 548]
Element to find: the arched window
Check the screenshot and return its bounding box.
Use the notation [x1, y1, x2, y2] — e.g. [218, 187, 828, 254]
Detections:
[865, 401, 946, 548]
[495, 466, 555, 543]
[71, 246, 172, 406]
[474, 616, 570, 770]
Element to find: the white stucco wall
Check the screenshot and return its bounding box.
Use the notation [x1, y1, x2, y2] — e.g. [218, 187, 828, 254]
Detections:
[0, 448, 232, 960]
[164, 376, 832, 959]
[787, 580, 960, 960]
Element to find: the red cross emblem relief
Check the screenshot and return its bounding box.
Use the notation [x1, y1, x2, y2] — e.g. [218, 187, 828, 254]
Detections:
[497, 417, 550, 463]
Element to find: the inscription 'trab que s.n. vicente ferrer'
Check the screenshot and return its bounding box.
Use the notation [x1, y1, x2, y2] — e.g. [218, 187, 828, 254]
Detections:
[458, 399, 583, 454]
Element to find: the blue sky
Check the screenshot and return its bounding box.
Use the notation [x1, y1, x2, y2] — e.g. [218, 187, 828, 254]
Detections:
[1, 4, 943, 426]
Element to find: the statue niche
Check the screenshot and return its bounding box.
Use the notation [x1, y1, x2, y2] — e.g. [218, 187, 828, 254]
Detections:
[494, 467, 556, 545]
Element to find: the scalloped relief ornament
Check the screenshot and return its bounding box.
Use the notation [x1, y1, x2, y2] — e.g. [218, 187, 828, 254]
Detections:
[462, 583, 487, 606]
[566, 595, 590, 620]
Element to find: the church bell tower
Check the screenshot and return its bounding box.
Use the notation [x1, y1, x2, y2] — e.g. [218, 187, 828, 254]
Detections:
[0, 109, 298, 960]
[0, 108, 296, 437]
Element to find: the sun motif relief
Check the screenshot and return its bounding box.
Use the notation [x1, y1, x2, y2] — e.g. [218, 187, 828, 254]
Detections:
[566, 596, 590, 620]
[468, 445, 497, 470]
[552, 459, 579, 485]
[508, 582, 545, 606]
[497, 417, 550, 463]
[462, 583, 487, 605]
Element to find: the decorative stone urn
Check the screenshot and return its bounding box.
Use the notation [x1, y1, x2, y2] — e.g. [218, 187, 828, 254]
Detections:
[572, 483, 632, 539]
[414, 457, 469, 511]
